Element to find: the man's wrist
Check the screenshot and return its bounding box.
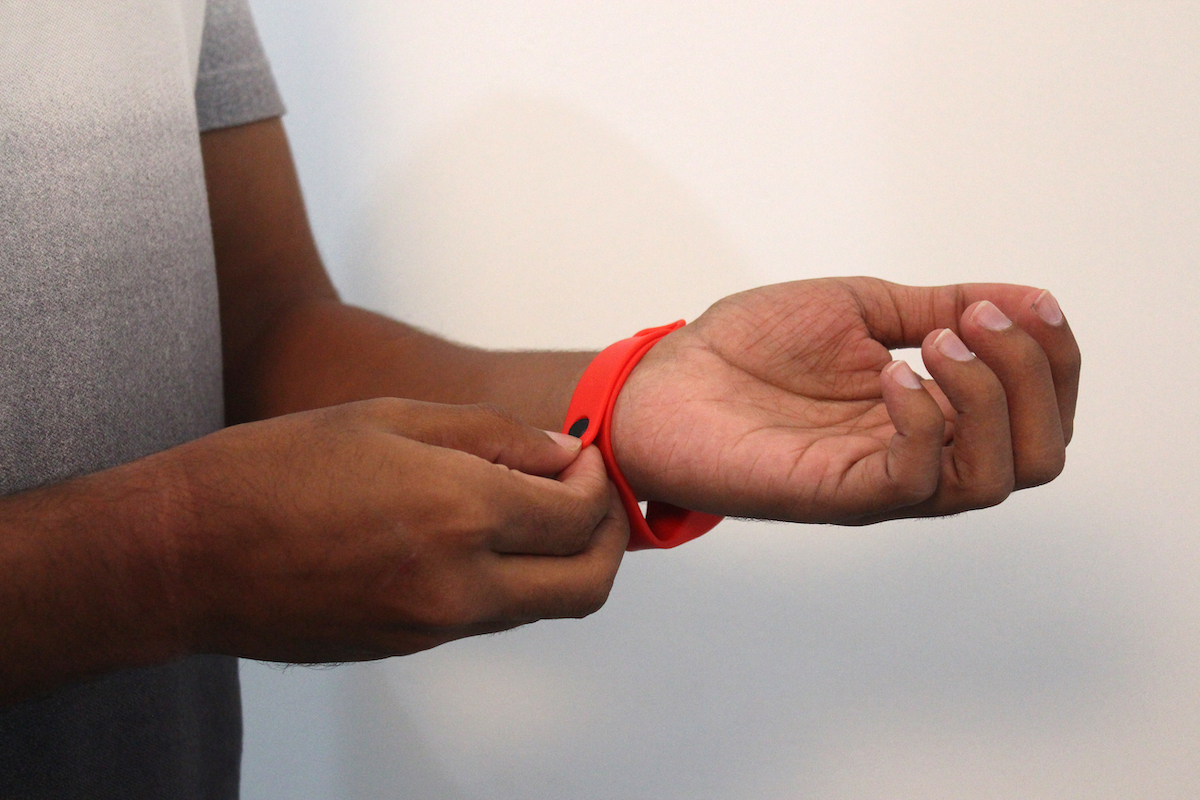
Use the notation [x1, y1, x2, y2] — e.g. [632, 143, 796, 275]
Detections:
[0, 452, 199, 704]
[563, 322, 723, 549]
[133, 448, 207, 658]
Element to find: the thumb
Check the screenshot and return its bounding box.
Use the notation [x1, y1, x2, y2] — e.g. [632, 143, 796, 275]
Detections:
[362, 399, 582, 477]
[849, 279, 1040, 348]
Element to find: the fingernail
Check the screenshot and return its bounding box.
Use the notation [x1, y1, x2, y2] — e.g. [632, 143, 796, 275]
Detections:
[934, 329, 975, 362]
[1033, 289, 1064, 326]
[973, 301, 1013, 332]
[545, 430, 582, 451]
[886, 360, 924, 390]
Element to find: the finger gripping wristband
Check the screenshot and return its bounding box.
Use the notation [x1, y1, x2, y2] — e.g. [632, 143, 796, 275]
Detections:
[563, 321, 724, 550]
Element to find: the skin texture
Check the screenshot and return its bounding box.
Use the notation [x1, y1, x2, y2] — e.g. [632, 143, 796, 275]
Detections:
[0, 117, 1079, 706]
[172, 400, 628, 664]
[613, 278, 1079, 523]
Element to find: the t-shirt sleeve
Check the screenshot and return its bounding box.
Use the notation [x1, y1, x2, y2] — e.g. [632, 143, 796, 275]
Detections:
[194, 0, 286, 131]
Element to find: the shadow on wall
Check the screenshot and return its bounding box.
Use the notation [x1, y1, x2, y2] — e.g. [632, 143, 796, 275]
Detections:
[319, 93, 1160, 800]
[342, 94, 758, 349]
[337, 664, 470, 800]
[331, 503, 1145, 800]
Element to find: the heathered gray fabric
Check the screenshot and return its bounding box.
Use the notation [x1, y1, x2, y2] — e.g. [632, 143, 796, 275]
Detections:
[0, 1, 283, 796]
[195, 0, 285, 132]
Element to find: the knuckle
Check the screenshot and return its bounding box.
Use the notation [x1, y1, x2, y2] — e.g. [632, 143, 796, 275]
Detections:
[561, 519, 596, 556]
[949, 457, 1014, 509]
[415, 476, 498, 552]
[537, 507, 594, 556]
[885, 463, 939, 508]
[411, 587, 478, 631]
[912, 411, 948, 442]
[465, 402, 518, 433]
[358, 396, 410, 422]
[307, 402, 351, 430]
[1062, 339, 1082, 372]
[583, 469, 618, 514]
[467, 401, 508, 418]
[535, 486, 609, 557]
[361, 396, 401, 413]
[888, 441, 940, 506]
[1011, 336, 1052, 376]
[570, 576, 615, 620]
[580, 482, 612, 527]
[898, 472, 939, 506]
[1019, 450, 1066, 489]
[463, 402, 541, 455]
[339, 396, 423, 438]
[460, 490, 506, 544]
[975, 476, 1015, 508]
[978, 371, 1011, 411]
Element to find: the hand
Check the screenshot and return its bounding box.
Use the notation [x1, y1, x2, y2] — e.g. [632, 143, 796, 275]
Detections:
[612, 278, 1080, 524]
[165, 399, 628, 662]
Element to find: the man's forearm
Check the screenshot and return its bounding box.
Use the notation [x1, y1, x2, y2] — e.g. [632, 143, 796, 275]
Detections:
[0, 454, 191, 706]
[202, 119, 594, 429]
[224, 295, 596, 429]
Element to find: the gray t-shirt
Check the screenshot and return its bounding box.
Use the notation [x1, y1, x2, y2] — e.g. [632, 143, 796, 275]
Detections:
[0, 1, 284, 796]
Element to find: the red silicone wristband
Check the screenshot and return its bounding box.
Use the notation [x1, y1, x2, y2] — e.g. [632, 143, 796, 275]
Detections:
[562, 321, 724, 550]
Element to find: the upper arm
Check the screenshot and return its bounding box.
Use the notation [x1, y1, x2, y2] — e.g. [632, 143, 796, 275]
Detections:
[200, 118, 337, 382]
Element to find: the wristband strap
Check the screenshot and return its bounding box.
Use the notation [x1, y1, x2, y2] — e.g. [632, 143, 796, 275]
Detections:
[563, 321, 724, 550]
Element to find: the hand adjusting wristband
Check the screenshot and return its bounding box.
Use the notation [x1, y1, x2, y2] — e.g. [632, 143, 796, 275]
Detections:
[562, 321, 724, 550]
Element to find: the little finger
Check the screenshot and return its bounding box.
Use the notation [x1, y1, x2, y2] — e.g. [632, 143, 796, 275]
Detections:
[1008, 289, 1081, 445]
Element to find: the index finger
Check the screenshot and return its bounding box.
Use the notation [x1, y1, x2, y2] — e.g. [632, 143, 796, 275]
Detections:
[491, 485, 629, 623]
[488, 446, 616, 557]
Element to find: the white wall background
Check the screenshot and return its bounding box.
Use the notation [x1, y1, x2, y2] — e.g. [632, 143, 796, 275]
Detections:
[242, 2, 1200, 797]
